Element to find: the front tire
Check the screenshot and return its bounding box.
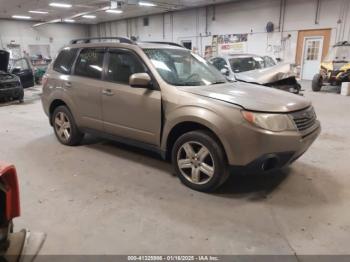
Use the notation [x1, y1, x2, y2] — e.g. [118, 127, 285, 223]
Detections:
[172, 130, 229, 192]
[312, 74, 323, 92]
[17, 89, 24, 103]
[52, 106, 84, 146]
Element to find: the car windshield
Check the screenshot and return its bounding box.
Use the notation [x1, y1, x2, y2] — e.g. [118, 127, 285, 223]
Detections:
[229, 56, 265, 73]
[324, 45, 350, 62]
[143, 48, 226, 86]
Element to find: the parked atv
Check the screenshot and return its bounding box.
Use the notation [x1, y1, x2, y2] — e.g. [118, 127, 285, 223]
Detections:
[312, 41, 350, 92]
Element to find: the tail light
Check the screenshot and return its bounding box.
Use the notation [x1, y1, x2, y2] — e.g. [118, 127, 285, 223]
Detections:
[0, 162, 20, 222]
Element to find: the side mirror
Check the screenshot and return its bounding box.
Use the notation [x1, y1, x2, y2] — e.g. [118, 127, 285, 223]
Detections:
[220, 67, 230, 76]
[129, 73, 152, 88]
[11, 68, 21, 74]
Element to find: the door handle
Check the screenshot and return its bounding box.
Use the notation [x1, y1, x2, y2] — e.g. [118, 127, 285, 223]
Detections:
[102, 89, 114, 96]
[64, 82, 72, 88]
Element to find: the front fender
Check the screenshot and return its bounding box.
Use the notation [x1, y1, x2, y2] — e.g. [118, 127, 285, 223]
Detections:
[161, 105, 236, 164]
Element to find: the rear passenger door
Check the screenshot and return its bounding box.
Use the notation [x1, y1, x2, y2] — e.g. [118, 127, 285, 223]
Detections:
[101, 48, 161, 146]
[68, 48, 106, 131]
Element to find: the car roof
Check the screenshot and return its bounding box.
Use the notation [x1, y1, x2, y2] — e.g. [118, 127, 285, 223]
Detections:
[63, 41, 187, 51]
[221, 53, 262, 59]
[137, 42, 186, 50]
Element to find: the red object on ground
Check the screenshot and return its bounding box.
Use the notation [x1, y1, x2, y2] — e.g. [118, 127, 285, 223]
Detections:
[0, 161, 20, 221]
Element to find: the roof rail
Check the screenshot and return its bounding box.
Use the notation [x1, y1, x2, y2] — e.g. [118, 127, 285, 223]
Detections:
[70, 37, 135, 45]
[141, 41, 184, 48]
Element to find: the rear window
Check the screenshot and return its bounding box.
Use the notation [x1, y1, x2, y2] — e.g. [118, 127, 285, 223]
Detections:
[74, 48, 105, 80]
[53, 48, 78, 74]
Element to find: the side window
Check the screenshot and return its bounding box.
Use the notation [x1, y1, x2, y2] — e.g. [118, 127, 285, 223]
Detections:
[74, 48, 105, 80]
[13, 58, 30, 71]
[263, 56, 276, 67]
[211, 58, 220, 69]
[53, 48, 78, 74]
[106, 51, 146, 84]
[212, 58, 227, 71]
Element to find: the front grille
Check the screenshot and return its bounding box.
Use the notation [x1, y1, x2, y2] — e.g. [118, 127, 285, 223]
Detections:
[291, 107, 317, 131]
[0, 82, 18, 89]
[0, 74, 14, 81]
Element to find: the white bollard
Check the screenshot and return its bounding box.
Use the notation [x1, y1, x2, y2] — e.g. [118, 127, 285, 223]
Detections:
[341, 82, 350, 96]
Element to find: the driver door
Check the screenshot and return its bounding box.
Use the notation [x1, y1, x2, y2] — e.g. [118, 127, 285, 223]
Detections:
[101, 49, 162, 146]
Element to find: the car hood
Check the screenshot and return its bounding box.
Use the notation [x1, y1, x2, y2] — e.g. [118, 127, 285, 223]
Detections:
[179, 82, 311, 113]
[0, 50, 10, 72]
[235, 63, 295, 84]
[0, 71, 17, 81]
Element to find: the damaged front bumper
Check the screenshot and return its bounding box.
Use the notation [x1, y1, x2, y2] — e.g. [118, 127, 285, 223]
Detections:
[265, 77, 301, 94]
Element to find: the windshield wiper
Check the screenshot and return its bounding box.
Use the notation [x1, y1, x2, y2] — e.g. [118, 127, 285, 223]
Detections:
[176, 81, 227, 86]
[211, 81, 226, 85]
[177, 81, 201, 86]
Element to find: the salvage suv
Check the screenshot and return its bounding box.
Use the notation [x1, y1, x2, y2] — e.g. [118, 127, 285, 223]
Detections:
[41, 37, 321, 192]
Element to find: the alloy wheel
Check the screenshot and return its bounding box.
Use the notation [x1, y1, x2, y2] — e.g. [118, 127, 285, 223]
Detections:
[54, 112, 71, 142]
[177, 141, 215, 185]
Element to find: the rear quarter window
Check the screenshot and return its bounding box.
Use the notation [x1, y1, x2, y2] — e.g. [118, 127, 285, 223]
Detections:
[53, 48, 78, 74]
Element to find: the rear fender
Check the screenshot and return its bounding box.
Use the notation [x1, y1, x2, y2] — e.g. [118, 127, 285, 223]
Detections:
[47, 91, 81, 126]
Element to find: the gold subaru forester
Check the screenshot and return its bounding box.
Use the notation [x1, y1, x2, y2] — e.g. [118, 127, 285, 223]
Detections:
[41, 37, 321, 192]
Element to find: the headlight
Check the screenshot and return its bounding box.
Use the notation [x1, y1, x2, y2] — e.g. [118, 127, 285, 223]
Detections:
[241, 110, 296, 132]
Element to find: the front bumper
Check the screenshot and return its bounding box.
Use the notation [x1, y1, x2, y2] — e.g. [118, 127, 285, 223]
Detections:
[226, 120, 321, 172]
[0, 87, 24, 100]
[272, 84, 301, 94]
[231, 124, 320, 174]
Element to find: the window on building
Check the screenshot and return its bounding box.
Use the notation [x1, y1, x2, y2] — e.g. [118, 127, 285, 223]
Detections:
[143, 17, 149, 26]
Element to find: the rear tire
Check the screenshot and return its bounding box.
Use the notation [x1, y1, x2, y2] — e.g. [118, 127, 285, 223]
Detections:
[171, 130, 229, 192]
[312, 74, 323, 92]
[52, 106, 84, 146]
